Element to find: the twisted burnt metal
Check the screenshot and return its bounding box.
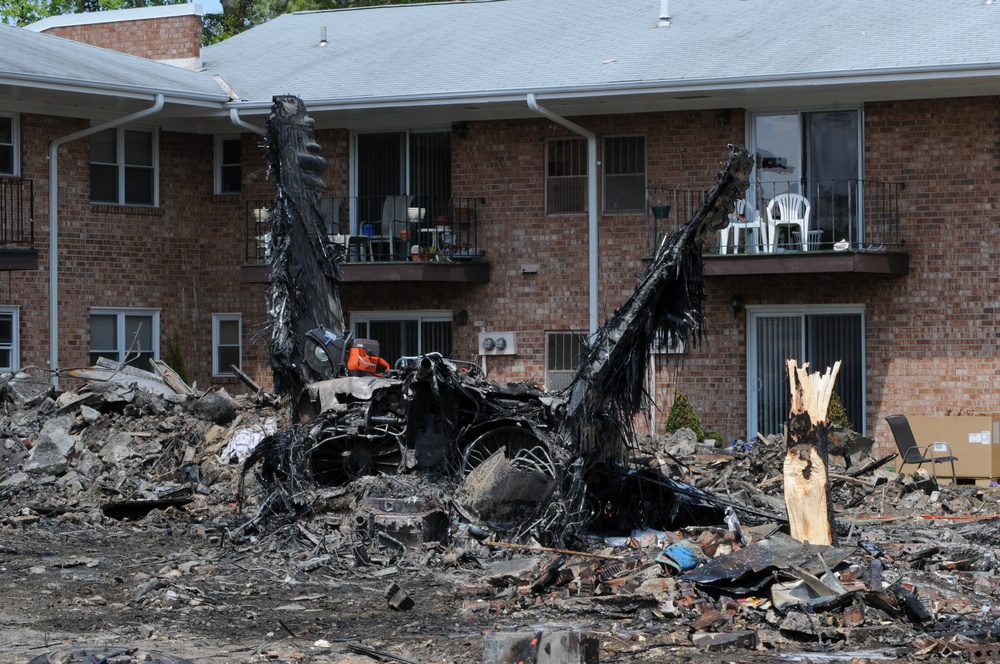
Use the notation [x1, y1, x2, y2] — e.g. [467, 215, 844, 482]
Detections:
[244, 95, 757, 545]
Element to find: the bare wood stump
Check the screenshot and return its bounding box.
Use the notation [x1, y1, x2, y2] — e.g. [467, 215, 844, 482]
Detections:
[783, 359, 841, 545]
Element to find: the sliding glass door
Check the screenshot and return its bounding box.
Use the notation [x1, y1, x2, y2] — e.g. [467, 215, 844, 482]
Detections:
[751, 110, 861, 248]
[353, 130, 452, 231]
[748, 307, 865, 437]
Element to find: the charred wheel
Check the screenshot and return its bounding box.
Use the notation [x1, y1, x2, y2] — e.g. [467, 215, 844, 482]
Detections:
[308, 419, 404, 486]
[461, 424, 556, 480]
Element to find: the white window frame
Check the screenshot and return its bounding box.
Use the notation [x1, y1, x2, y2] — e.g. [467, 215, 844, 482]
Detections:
[603, 135, 646, 213]
[89, 307, 160, 368]
[0, 306, 19, 372]
[212, 313, 242, 376]
[746, 304, 866, 439]
[0, 113, 19, 177]
[214, 135, 242, 195]
[90, 126, 159, 206]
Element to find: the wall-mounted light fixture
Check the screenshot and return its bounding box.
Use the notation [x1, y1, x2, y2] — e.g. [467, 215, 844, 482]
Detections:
[453, 121, 469, 139]
[717, 110, 731, 126]
[730, 294, 744, 318]
[455, 309, 469, 325]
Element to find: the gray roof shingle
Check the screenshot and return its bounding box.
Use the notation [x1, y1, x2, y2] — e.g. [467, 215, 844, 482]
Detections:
[201, 0, 1000, 104]
[0, 22, 228, 100]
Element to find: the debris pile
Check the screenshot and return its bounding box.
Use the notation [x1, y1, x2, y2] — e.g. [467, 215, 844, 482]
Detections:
[0, 366, 285, 528]
[4, 367, 1000, 662]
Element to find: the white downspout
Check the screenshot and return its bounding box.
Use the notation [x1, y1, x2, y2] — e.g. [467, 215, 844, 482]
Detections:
[230, 108, 266, 136]
[48, 94, 165, 388]
[526, 93, 599, 337]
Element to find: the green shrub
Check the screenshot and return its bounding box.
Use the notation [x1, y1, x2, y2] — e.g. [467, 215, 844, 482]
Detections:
[664, 392, 707, 441]
[163, 334, 192, 386]
[827, 391, 852, 430]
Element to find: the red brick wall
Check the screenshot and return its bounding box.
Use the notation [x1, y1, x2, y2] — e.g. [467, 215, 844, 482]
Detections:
[10, 96, 1000, 458]
[40, 14, 201, 61]
[333, 110, 739, 419]
[11, 112, 268, 393]
[331, 99, 1000, 458]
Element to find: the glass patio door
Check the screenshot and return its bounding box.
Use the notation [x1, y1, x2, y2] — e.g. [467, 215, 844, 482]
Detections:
[353, 130, 452, 232]
[751, 110, 861, 248]
[748, 308, 865, 438]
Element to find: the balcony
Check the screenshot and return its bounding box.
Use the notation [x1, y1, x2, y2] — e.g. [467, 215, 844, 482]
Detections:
[241, 195, 490, 284]
[0, 178, 37, 270]
[645, 179, 908, 276]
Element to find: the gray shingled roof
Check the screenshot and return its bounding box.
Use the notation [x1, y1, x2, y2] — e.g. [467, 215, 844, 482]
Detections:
[202, 0, 1000, 105]
[0, 22, 227, 101]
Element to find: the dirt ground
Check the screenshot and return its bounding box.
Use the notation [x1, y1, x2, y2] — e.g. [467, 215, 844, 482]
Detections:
[0, 512, 740, 664]
[3, 492, 1000, 664]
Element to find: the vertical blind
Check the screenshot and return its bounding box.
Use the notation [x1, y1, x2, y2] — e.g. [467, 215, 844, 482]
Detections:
[754, 312, 864, 436]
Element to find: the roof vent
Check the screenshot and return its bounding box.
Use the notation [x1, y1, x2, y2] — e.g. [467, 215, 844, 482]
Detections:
[658, 0, 671, 27]
[319, 26, 328, 47]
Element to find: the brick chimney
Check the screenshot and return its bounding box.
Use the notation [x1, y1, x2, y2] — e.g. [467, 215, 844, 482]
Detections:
[26, 4, 203, 70]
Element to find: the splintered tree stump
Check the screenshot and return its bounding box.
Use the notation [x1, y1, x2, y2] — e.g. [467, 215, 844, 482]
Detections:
[783, 359, 842, 545]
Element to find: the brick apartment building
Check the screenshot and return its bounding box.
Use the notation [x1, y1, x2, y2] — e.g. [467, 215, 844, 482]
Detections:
[1, 0, 998, 459]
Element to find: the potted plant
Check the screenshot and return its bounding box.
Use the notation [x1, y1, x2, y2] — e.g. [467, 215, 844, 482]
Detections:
[649, 187, 672, 221]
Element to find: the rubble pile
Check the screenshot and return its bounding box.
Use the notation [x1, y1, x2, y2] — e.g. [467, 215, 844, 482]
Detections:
[0, 369, 286, 528]
[4, 368, 1000, 662]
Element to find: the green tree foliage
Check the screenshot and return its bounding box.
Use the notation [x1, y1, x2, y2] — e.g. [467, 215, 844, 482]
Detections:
[827, 391, 853, 430]
[664, 392, 707, 441]
[2, 0, 185, 27]
[162, 333, 192, 386]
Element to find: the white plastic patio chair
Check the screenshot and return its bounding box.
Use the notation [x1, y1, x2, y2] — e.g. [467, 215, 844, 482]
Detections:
[766, 193, 811, 252]
[718, 199, 767, 254]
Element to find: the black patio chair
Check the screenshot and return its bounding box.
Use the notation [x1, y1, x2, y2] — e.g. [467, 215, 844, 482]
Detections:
[885, 414, 958, 484]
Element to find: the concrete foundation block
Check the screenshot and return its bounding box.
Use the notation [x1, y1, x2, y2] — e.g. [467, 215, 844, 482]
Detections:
[482, 630, 599, 664]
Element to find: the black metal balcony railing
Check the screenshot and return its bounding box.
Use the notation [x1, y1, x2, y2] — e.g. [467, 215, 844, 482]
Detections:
[0, 178, 35, 248]
[245, 195, 483, 264]
[645, 179, 904, 256]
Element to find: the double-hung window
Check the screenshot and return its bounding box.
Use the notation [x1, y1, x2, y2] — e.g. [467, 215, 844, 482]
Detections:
[0, 307, 19, 372]
[350, 310, 453, 368]
[603, 136, 645, 212]
[216, 136, 242, 195]
[90, 127, 157, 206]
[90, 308, 159, 372]
[546, 138, 587, 214]
[213, 314, 242, 376]
[0, 114, 17, 176]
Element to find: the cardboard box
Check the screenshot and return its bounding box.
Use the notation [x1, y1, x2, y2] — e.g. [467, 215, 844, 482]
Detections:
[904, 416, 1000, 481]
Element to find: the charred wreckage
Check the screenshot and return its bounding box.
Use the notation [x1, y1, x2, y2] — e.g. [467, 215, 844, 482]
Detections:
[240, 96, 766, 547]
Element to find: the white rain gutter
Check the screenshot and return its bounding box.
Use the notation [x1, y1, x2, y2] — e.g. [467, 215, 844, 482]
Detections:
[47, 94, 164, 388]
[526, 93, 599, 336]
[229, 108, 266, 136]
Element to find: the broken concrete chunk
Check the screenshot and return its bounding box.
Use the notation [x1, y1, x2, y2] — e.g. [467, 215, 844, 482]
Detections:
[691, 630, 759, 651]
[99, 432, 141, 465]
[1, 371, 55, 409]
[385, 582, 414, 611]
[23, 438, 69, 476]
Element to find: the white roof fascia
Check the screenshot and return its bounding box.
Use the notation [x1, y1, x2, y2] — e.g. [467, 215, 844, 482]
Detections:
[26, 4, 203, 32]
[224, 61, 1000, 115]
[0, 74, 230, 106]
